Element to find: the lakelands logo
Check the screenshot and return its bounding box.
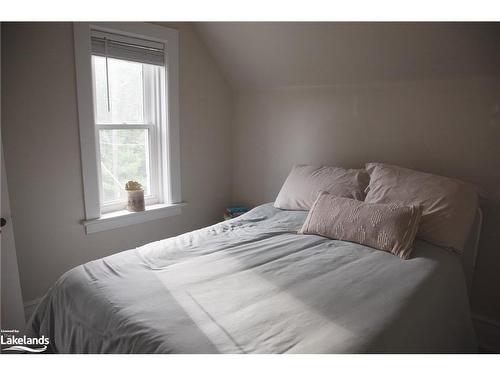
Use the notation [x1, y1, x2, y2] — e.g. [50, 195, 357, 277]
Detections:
[1, 329, 49, 353]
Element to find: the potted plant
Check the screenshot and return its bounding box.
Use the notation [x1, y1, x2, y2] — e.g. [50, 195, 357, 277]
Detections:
[125, 181, 145, 212]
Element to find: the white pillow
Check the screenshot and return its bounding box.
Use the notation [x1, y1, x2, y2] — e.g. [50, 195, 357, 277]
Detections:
[274, 164, 369, 211]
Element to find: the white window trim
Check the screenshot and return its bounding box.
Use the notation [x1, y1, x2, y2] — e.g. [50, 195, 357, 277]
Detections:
[83, 202, 186, 234]
[74, 22, 182, 234]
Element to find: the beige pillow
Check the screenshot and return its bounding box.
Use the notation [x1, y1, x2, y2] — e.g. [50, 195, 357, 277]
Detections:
[299, 192, 423, 259]
[364, 163, 478, 253]
[274, 165, 369, 210]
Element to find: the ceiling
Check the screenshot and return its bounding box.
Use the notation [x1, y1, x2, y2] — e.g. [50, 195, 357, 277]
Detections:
[195, 22, 500, 90]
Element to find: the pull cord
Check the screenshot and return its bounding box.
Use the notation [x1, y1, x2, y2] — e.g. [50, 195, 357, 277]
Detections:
[104, 37, 111, 112]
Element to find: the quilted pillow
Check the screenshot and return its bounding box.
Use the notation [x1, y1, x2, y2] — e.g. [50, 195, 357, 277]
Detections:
[299, 192, 423, 259]
[364, 163, 478, 253]
[274, 164, 369, 210]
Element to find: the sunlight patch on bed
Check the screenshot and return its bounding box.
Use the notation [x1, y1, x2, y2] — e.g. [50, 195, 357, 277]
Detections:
[153, 254, 355, 353]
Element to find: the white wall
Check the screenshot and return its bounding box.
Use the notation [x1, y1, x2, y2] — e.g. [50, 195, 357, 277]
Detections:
[1, 22, 233, 303]
[196, 22, 500, 90]
[231, 77, 500, 321]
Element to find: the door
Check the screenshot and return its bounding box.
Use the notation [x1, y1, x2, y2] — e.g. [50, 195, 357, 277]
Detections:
[1, 44, 26, 331]
[1, 138, 26, 331]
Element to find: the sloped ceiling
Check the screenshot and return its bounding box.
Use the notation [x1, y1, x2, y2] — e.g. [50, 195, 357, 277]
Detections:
[195, 22, 500, 90]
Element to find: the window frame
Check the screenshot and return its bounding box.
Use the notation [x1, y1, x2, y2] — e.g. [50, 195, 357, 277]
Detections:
[74, 22, 182, 232]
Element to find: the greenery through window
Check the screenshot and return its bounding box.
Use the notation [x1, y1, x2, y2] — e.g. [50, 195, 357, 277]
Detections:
[91, 55, 162, 211]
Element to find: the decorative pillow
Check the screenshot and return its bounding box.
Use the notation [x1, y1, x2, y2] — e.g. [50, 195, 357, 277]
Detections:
[299, 192, 423, 259]
[274, 165, 369, 210]
[364, 163, 478, 253]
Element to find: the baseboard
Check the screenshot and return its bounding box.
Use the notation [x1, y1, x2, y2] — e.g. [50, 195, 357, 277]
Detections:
[473, 314, 500, 328]
[472, 313, 500, 353]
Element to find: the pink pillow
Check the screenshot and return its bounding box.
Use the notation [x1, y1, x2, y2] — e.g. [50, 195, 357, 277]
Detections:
[299, 192, 423, 259]
[364, 163, 478, 253]
[274, 165, 369, 210]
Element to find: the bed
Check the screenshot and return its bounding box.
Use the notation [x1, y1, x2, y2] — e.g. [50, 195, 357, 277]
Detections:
[26, 203, 479, 353]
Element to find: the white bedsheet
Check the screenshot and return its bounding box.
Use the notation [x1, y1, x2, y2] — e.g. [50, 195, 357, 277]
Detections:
[27, 203, 477, 353]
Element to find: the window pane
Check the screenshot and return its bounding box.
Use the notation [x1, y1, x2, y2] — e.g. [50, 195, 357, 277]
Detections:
[99, 129, 150, 204]
[93, 56, 145, 124]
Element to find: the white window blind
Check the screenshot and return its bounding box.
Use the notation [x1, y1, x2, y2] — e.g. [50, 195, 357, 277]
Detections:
[91, 30, 165, 66]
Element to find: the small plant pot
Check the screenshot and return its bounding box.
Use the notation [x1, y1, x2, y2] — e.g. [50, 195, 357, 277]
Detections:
[126, 189, 145, 212]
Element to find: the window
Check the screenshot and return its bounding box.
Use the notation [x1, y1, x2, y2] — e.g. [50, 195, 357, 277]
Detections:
[92, 54, 161, 212]
[74, 23, 182, 233]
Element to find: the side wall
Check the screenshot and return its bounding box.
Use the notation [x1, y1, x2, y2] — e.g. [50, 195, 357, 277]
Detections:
[1, 22, 233, 303]
[232, 77, 500, 321]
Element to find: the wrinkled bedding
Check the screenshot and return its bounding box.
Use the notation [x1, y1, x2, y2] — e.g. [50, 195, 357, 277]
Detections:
[27, 203, 477, 353]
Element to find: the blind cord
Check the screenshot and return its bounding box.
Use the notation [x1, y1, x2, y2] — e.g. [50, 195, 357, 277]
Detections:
[104, 37, 111, 112]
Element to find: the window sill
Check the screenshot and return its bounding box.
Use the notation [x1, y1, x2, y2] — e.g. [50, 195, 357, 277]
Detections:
[82, 202, 186, 234]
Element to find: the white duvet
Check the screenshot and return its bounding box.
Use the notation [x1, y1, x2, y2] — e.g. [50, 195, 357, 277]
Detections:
[27, 203, 477, 353]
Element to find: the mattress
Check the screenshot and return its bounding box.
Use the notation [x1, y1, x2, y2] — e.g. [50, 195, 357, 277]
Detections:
[26, 203, 477, 353]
